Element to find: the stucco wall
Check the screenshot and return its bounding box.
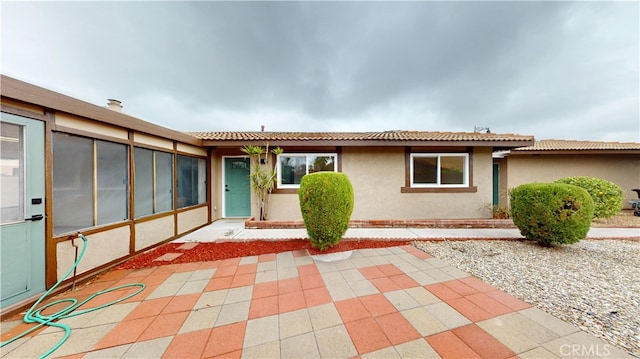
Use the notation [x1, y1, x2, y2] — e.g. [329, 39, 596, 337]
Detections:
[133, 132, 174, 150]
[56, 226, 130, 280]
[177, 206, 209, 234]
[177, 142, 207, 156]
[506, 154, 640, 208]
[55, 113, 129, 140]
[135, 215, 175, 251]
[210, 156, 222, 221]
[265, 146, 494, 220]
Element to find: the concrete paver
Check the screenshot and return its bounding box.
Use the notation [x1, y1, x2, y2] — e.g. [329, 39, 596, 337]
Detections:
[2, 221, 637, 358]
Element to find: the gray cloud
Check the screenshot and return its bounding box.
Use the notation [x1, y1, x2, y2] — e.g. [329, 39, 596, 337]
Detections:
[2, 1, 638, 141]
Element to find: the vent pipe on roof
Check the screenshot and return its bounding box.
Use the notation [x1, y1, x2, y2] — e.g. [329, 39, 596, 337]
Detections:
[261, 125, 265, 132]
[107, 99, 123, 112]
[474, 126, 490, 133]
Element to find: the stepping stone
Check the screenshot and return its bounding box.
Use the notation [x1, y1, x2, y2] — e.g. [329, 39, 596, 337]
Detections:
[154, 253, 183, 261]
[177, 243, 199, 250]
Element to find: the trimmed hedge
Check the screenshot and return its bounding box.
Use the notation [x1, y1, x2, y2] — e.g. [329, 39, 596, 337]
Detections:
[555, 176, 623, 219]
[298, 172, 354, 251]
[510, 182, 594, 246]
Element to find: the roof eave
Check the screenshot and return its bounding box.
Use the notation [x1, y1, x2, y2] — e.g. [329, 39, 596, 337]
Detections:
[1, 75, 202, 146]
[510, 149, 640, 155]
[203, 139, 535, 148]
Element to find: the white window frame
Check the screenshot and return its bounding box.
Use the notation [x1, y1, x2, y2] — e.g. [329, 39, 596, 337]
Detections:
[276, 153, 338, 189]
[410, 153, 469, 188]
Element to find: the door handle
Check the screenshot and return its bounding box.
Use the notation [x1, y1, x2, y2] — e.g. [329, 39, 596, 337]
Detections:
[26, 214, 44, 221]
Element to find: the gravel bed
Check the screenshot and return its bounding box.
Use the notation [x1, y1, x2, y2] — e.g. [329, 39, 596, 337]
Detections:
[413, 239, 640, 357]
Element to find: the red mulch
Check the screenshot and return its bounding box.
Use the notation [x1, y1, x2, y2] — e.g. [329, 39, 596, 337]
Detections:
[116, 239, 413, 269]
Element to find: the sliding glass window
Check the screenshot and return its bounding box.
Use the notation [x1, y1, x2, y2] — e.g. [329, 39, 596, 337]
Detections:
[176, 155, 206, 208]
[97, 141, 128, 225]
[134, 148, 174, 218]
[53, 133, 128, 235]
[410, 153, 469, 188]
[155, 152, 174, 212]
[277, 153, 338, 188]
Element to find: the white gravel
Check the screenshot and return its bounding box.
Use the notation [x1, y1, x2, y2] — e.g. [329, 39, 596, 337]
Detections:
[413, 239, 640, 357]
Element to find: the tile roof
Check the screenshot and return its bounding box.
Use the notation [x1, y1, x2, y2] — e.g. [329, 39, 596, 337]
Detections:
[512, 139, 640, 152]
[189, 130, 534, 143]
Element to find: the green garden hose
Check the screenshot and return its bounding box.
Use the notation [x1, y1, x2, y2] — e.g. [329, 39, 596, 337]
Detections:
[0, 234, 146, 358]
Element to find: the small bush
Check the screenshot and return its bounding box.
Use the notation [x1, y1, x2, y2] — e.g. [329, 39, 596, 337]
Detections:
[491, 204, 511, 219]
[510, 182, 594, 246]
[554, 176, 623, 219]
[298, 172, 354, 251]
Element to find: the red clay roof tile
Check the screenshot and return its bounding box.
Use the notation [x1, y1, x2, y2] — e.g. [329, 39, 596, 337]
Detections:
[189, 131, 534, 143]
[513, 139, 640, 151]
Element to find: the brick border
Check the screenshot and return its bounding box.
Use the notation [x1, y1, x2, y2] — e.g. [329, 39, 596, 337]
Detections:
[245, 218, 516, 229]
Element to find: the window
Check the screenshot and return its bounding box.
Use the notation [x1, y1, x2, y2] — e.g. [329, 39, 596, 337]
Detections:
[177, 155, 206, 208]
[0, 123, 24, 224]
[134, 148, 174, 218]
[53, 133, 128, 235]
[96, 141, 129, 225]
[277, 153, 337, 188]
[155, 152, 174, 212]
[410, 153, 468, 187]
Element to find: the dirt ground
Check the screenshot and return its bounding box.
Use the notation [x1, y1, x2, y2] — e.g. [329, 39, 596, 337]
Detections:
[591, 210, 639, 228]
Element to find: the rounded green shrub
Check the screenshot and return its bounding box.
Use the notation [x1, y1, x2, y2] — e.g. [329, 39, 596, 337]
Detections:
[298, 172, 354, 251]
[554, 176, 623, 219]
[510, 182, 594, 246]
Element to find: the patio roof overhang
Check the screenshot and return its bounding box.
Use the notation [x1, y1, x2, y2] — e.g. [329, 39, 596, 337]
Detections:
[1, 75, 202, 146]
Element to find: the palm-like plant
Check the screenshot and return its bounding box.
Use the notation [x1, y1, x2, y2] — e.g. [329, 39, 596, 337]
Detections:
[240, 143, 283, 220]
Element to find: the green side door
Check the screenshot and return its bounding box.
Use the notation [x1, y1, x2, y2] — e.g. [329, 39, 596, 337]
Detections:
[1, 113, 46, 309]
[492, 163, 500, 206]
[224, 157, 251, 217]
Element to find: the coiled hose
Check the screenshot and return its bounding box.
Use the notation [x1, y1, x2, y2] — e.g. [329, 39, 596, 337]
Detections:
[1, 234, 146, 358]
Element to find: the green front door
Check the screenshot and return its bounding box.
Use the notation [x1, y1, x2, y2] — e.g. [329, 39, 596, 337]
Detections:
[492, 163, 500, 206]
[1, 113, 46, 309]
[224, 157, 251, 217]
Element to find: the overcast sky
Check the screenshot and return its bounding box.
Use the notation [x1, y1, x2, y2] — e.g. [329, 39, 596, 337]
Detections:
[2, 1, 639, 142]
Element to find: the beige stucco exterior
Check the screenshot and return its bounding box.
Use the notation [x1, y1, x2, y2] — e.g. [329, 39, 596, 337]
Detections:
[177, 142, 208, 156]
[56, 226, 130, 280]
[134, 132, 174, 150]
[209, 156, 223, 219]
[233, 146, 495, 221]
[55, 205, 211, 281]
[178, 206, 209, 234]
[55, 112, 129, 140]
[346, 146, 493, 219]
[502, 154, 640, 209]
[135, 215, 176, 251]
